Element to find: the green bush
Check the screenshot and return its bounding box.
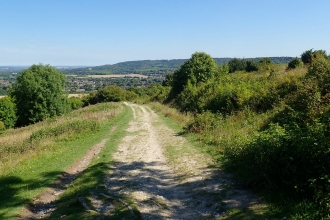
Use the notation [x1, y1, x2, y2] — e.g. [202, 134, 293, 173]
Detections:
[169, 52, 218, 98]
[301, 49, 328, 65]
[0, 97, 17, 129]
[245, 60, 259, 72]
[287, 57, 303, 70]
[227, 58, 247, 73]
[67, 97, 83, 110]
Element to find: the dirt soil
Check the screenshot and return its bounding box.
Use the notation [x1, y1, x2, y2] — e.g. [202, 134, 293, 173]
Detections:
[103, 103, 261, 219]
[19, 103, 262, 219]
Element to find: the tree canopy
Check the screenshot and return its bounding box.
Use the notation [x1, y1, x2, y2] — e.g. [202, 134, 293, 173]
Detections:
[9, 64, 66, 126]
[170, 52, 218, 98]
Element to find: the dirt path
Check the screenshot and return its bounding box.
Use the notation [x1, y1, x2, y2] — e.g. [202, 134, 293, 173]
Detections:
[105, 103, 261, 219]
[19, 103, 261, 219]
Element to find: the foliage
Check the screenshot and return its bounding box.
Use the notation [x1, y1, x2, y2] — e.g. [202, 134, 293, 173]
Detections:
[158, 50, 330, 218]
[67, 97, 84, 110]
[83, 85, 127, 106]
[9, 64, 66, 126]
[0, 97, 17, 129]
[245, 60, 259, 72]
[227, 58, 247, 73]
[287, 57, 303, 70]
[222, 54, 330, 218]
[170, 52, 218, 98]
[301, 49, 328, 65]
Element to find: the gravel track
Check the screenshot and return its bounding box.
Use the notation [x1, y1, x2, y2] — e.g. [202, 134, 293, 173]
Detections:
[105, 103, 261, 219]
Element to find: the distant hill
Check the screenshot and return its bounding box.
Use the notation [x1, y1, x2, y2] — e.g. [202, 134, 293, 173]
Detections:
[62, 57, 294, 76]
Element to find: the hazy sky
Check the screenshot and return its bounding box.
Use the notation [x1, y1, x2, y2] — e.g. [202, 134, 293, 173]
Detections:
[1, 0, 329, 66]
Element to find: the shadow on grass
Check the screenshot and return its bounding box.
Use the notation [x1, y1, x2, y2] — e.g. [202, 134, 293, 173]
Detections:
[0, 170, 63, 219]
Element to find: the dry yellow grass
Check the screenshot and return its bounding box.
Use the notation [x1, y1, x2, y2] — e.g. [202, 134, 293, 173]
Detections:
[68, 93, 87, 98]
[0, 96, 5, 99]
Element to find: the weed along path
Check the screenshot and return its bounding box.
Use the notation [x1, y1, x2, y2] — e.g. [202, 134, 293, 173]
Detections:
[105, 103, 261, 219]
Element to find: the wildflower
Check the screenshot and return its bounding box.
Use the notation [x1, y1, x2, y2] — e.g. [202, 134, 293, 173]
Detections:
[294, 186, 297, 189]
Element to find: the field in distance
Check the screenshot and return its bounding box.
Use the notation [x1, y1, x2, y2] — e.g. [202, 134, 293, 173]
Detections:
[75, 74, 148, 78]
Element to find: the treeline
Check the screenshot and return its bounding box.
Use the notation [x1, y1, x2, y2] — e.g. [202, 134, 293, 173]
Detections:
[62, 57, 293, 76]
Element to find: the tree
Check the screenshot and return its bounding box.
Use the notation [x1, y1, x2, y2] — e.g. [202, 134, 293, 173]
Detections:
[287, 57, 303, 70]
[0, 97, 17, 129]
[301, 49, 328, 65]
[9, 64, 66, 126]
[170, 52, 218, 97]
[245, 60, 259, 72]
[227, 58, 247, 73]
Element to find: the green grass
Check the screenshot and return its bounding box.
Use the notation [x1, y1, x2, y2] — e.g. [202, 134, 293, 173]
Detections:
[0, 103, 125, 219]
[49, 103, 142, 219]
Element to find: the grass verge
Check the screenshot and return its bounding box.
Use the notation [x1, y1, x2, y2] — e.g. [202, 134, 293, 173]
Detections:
[0, 103, 123, 219]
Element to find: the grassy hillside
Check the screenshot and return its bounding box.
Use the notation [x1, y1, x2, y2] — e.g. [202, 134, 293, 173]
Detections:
[0, 102, 128, 218]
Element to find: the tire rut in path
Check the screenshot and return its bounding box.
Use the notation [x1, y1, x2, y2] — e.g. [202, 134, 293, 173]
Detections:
[105, 103, 261, 219]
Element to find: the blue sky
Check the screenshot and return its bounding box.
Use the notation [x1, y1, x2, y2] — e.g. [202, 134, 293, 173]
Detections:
[0, 0, 329, 66]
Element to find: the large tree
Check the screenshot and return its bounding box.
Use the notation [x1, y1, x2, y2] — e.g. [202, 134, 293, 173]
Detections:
[9, 64, 66, 126]
[170, 52, 218, 98]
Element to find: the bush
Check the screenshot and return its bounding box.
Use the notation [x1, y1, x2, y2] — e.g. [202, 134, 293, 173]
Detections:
[287, 57, 303, 70]
[0, 97, 17, 129]
[67, 97, 83, 110]
[97, 85, 126, 102]
[301, 49, 328, 65]
[245, 60, 259, 72]
[227, 58, 247, 73]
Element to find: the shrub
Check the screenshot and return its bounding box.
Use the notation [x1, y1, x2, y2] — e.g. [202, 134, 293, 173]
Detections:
[301, 49, 328, 65]
[227, 58, 247, 73]
[67, 97, 83, 110]
[0, 97, 17, 129]
[245, 60, 259, 72]
[287, 57, 303, 70]
[97, 85, 126, 102]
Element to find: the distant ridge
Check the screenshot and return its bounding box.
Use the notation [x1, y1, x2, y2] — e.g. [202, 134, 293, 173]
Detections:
[61, 57, 293, 75]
